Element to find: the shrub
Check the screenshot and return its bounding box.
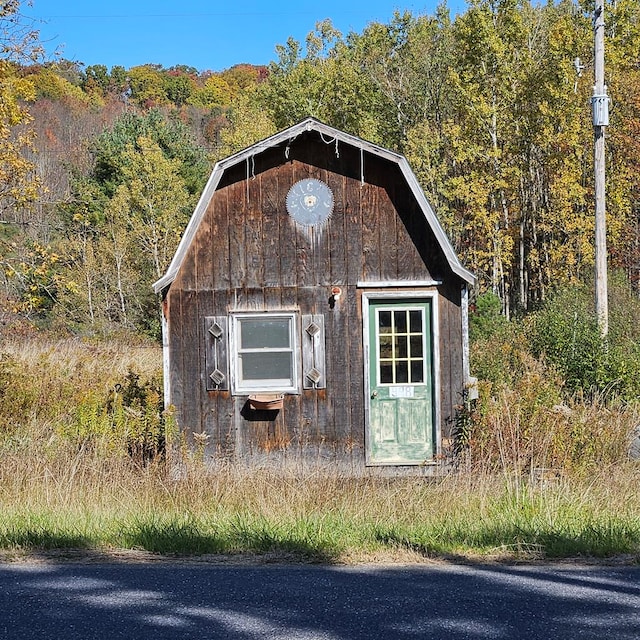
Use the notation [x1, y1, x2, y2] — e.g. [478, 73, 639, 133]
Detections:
[60, 369, 167, 464]
[0, 353, 38, 435]
[469, 291, 508, 341]
[470, 322, 531, 390]
[467, 276, 640, 473]
[465, 379, 638, 475]
[526, 278, 640, 399]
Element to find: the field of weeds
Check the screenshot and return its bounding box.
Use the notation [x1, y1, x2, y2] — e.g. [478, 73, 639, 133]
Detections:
[0, 338, 639, 563]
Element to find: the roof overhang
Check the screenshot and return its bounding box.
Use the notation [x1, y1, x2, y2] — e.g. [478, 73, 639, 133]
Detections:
[153, 117, 476, 294]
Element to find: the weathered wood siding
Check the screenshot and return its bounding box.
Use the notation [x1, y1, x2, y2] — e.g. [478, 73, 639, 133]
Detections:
[165, 133, 466, 466]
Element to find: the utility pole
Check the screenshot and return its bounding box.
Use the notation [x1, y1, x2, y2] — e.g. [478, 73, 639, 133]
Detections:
[593, 0, 609, 336]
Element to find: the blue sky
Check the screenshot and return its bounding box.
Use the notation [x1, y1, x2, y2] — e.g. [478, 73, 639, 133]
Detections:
[23, 0, 467, 73]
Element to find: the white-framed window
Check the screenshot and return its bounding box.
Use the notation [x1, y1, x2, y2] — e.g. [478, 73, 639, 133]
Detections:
[230, 313, 299, 394]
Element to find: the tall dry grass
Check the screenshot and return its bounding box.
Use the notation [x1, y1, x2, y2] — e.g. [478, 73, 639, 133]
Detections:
[466, 340, 639, 476]
[2, 448, 639, 560]
[0, 338, 639, 561]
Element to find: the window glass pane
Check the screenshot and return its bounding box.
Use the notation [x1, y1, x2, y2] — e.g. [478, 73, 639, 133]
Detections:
[379, 336, 393, 359]
[395, 361, 408, 383]
[395, 336, 408, 359]
[394, 310, 407, 333]
[380, 363, 393, 384]
[240, 319, 290, 349]
[411, 361, 424, 383]
[410, 336, 423, 358]
[378, 311, 392, 333]
[409, 310, 422, 333]
[240, 352, 292, 381]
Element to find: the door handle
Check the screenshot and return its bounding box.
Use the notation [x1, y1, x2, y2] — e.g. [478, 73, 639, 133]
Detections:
[371, 391, 378, 399]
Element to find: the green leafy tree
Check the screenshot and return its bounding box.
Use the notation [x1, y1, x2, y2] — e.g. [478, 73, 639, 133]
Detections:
[111, 136, 191, 278]
[349, 8, 457, 149]
[260, 20, 380, 140]
[188, 74, 234, 109]
[60, 110, 210, 333]
[0, 63, 38, 217]
[83, 64, 110, 95]
[163, 72, 196, 107]
[26, 65, 93, 103]
[4, 241, 77, 317]
[217, 90, 276, 158]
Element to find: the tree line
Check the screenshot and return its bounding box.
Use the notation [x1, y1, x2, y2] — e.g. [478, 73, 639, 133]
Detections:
[1, 0, 640, 337]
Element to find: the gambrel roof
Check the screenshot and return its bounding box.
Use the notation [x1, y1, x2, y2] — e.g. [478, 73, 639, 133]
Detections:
[153, 117, 475, 294]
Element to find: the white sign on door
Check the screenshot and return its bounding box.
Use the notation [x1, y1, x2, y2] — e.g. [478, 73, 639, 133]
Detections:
[389, 386, 414, 398]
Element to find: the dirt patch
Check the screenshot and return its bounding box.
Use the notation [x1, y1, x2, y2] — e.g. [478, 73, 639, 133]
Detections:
[1, 547, 638, 567]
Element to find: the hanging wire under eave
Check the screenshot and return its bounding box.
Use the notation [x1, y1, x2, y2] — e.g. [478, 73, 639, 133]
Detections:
[318, 132, 340, 158]
[284, 134, 299, 160]
[245, 157, 250, 204]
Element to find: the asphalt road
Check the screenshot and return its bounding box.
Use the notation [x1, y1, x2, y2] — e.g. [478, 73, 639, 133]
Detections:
[1, 559, 639, 639]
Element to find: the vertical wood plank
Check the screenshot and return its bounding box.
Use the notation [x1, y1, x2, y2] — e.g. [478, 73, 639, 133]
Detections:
[440, 283, 463, 439]
[262, 164, 281, 288]
[378, 174, 398, 282]
[195, 203, 214, 292]
[280, 283, 302, 456]
[347, 287, 364, 454]
[311, 289, 330, 461]
[179, 289, 201, 437]
[328, 173, 347, 287]
[228, 180, 246, 290]
[212, 186, 231, 291]
[362, 175, 380, 281]
[279, 163, 298, 288]
[244, 169, 263, 289]
[345, 175, 363, 284]
[167, 288, 185, 431]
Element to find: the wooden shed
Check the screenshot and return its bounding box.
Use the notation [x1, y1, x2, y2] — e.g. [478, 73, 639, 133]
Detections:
[153, 118, 476, 472]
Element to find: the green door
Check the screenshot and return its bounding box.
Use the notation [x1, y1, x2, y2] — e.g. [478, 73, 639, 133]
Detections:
[367, 300, 435, 464]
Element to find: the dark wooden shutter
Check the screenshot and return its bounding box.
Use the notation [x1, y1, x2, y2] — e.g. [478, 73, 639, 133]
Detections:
[204, 316, 228, 391]
[302, 314, 326, 389]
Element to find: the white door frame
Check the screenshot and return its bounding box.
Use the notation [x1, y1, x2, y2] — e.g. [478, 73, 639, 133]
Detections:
[361, 289, 441, 466]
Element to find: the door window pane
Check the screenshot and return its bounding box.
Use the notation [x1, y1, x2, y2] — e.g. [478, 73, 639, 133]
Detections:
[409, 310, 422, 333]
[411, 360, 424, 383]
[394, 310, 407, 332]
[376, 307, 426, 385]
[410, 336, 423, 358]
[379, 311, 392, 333]
[395, 336, 408, 359]
[380, 363, 393, 384]
[379, 336, 393, 359]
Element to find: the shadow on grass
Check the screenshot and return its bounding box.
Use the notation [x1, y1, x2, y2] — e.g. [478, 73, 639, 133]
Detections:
[0, 530, 96, 560]
[371, 523, 640, 561]
[4, 519, 637, 565]
[1, 530, 93, 549]
[118, 520, 342, 564]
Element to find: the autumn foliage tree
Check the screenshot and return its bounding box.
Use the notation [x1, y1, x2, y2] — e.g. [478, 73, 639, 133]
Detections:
[2, 0, 640, 338]
[0, 0, 42, 221]
[248, 0, 640, 318]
